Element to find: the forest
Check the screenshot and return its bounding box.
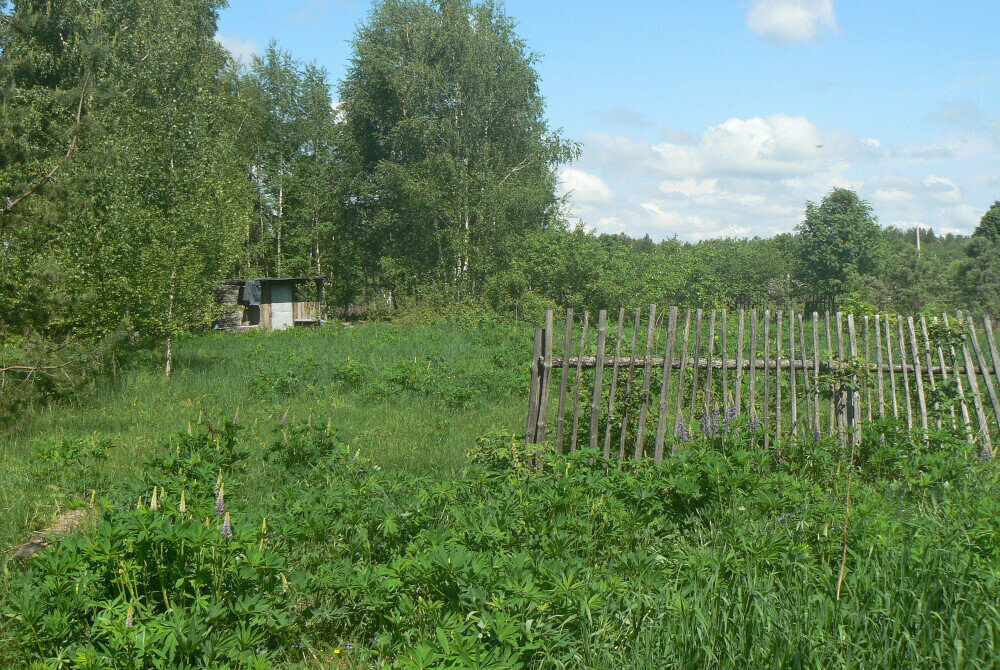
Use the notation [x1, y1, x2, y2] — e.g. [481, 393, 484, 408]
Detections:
[2, 0, 1000, 415]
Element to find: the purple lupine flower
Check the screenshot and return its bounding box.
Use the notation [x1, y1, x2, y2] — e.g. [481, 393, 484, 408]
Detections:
[221, 512, 233, 539]
[215, 485, 226, 517]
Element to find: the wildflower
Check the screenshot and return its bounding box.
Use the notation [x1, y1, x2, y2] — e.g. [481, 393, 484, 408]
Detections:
[346, 643, 353, 650]
[334, 649, 341, 655]
[150, 488, 158, 510]
[221, 512, 233, 539]
[179, 491, 187, 514]
[215, 484, 226, 516]
[125, 603, 134, 628]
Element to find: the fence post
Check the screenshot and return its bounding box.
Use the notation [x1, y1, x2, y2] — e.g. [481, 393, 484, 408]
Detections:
[534, 310, 554, 445]
[525, 327, 542, 445]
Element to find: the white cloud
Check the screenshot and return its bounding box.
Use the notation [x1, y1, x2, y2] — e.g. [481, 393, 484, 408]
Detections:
[660, 178, 718, 196]
[559, 168, 615, 203]
[564, 106, 998, 242]
[747, 0, 838, 44]
[649, 114, 876, 179]
[215, 33, 259, 63]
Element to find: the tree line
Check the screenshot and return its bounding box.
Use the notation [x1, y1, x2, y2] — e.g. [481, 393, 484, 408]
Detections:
[1, 0, 999, 413]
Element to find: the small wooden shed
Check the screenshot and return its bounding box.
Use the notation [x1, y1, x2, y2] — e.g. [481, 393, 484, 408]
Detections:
[214, 277, 326, 332]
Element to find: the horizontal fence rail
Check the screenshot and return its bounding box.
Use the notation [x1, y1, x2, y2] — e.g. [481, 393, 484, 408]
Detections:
[525, 306, 1000, 464]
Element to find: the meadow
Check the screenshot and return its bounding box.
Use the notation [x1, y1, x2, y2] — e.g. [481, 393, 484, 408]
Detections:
[2, 313, 1000, 668]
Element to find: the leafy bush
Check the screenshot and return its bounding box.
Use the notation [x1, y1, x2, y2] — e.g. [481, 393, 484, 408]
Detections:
[5, 420, 1000, 668]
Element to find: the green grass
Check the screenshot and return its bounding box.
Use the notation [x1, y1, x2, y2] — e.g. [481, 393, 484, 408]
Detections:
[0, 319, 529, 552]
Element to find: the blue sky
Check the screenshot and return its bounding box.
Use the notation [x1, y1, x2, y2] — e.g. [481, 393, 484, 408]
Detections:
[217, 0, 1000, 241]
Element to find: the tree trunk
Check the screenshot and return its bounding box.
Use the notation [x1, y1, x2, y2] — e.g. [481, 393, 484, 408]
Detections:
[164, 230, 177, 378]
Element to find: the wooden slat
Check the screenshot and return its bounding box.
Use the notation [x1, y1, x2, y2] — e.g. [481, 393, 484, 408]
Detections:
[825, 312, 835, 435]
[602, 308, 626, 459]
[968, 317, 1000, 438]
[927, 316, 955, 429]
[736, 310, 746, 413]
[673, 309, 693, 445]
[884, 314, 900, 420]
[985, 316, 1000, 433]
[618, 308, 642, 460]
[589, 310, 608, 450]
[789, 311, 798, 434]
[920, 316, 942, 429]
[813, 312, 821, 434]
[847, 314, 860, 445]
[799, 313, 814, 435]
[836, 312, 847, 441]
[958, 312, 992, 454]
[653, 306, 679, 463]
[705, 310, 717, 413]
[863, 316, 873, 423]
[907, 316, 929, 437]
[721, 309, 729, 408]
[896, 316, 913, 431]
[634, 305, 658, 460]
[749, 309, 758, 420]
[570, 312, 589, 452]
[555, 309, 574, 453]
[775, 310, 783, 442]
[764, 310, 772, 432]
[689, 308, 704, 426]
[942, 314, 973, 441]
[535, 310, 555, 444]
[526, 327, 542, 444]
[875, 314, 885, 420]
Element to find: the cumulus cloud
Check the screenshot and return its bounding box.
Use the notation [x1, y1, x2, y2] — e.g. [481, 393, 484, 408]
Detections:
[215, 33, 259, 63]
[563, 105, 998, 242]
[746, 0, 838, 44]
[559, 168, 615, 204]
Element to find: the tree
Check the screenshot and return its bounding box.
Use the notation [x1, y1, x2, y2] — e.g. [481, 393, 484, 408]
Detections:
[0, 0, 251, 377]
[973, 201, 1000, 243]
[793, 188, 883, 310]
[339, 0, 577, 303]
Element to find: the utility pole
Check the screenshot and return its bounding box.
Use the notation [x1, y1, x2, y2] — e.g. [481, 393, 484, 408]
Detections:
[916, 227, 921, 256]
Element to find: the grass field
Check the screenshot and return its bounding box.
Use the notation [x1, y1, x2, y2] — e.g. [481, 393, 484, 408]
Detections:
[3, 313, 1000, 668]
[0, 316, 528, 552]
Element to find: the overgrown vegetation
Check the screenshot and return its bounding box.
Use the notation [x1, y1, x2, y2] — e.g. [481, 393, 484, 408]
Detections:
[4, 405, 999, 667]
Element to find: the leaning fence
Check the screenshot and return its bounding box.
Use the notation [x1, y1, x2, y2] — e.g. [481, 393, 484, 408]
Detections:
[525, 306, 1000, 463]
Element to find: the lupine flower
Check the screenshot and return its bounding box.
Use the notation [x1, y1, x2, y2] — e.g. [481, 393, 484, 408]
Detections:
[675, 424, 693, 442]
[221, 512, 233, 539]
[179, 491, 187, 514]
[215, 484, 226, 516]
[125, 604, 134, 628]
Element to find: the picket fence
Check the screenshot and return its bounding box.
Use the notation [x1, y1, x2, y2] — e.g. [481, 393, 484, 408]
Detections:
[525, 306, 1000, 463]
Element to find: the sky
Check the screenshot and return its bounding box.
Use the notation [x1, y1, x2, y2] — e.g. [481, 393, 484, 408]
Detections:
[217, 0, 1000, 242]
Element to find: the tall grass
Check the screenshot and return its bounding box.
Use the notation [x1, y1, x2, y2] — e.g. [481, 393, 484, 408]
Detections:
[0, 319, 528, 551]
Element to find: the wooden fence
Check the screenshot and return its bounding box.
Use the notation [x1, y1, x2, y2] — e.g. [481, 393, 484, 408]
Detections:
[525, 306, 1000, 463]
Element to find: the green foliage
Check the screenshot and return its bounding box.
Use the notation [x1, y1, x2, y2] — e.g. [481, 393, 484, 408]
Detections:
[794, 188, 883, 309]
[5, 418, 1000, 668]
[974, 200, 1000, 243]
[338, 0, 577, 301]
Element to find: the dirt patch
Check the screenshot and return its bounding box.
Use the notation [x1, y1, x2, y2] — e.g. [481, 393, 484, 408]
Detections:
[12, 507, 90, 562]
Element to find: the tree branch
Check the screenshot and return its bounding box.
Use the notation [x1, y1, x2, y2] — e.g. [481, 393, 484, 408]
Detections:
[1, 77, 89, 219]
